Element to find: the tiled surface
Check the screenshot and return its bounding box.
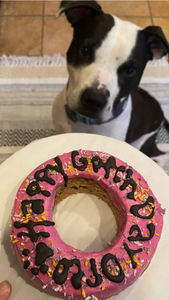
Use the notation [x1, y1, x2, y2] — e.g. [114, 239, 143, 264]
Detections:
[0, 16, 42, 55]
[121, 17, 152, 28]
[43, 16, 73, 55]
[153, 17, 169, 41]
[0, 1, 169, 56]
[99, 1, 150, 16]
[45, 1, 60, 15]
[1, 0, 43, 15]
[149, 1, 169, 17]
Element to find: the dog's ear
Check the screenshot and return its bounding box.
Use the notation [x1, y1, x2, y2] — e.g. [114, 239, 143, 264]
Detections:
[57, 0, 103, 26]
[142, 26, 169, 59]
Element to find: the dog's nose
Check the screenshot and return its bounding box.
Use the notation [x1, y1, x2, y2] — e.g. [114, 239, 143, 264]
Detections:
[80, 88, 108, 112]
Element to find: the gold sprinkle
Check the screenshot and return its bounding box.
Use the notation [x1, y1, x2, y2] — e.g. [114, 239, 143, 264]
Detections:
[135, 193, 141, 199]
[12, 240, 19, 244]
[84, 168, 94, 174]
[84, 258, 88, 267]
[81, 288, 86, 298]
[41, 211, 47, 216]
[22, 220, 28, 223]
[101, 286, 106, 290]
[22, 258, 25, 262]
[67, 166, 77, 174]
[47, 271, 50, 276]
[126, 260, 131, 264]
[52, 260, 57, 268]
[41, 216, 46, 221]
[155, 233, 159, 236]
[151, 219, 155, 223]
[20, 242, 25, 246]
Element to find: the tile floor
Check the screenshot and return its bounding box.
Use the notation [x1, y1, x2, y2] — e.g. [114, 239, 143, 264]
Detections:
[0, 1, 169, 57]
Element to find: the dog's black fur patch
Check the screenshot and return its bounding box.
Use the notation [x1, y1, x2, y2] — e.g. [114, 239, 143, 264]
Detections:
[67, 14, 114, 66]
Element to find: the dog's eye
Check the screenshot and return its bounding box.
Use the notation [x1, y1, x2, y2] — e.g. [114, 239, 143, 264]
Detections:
[126, 66, 136, 75]
[81, 46, 92, 57]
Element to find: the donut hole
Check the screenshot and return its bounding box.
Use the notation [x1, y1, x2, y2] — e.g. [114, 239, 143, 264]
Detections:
[52, 178, 121, 252]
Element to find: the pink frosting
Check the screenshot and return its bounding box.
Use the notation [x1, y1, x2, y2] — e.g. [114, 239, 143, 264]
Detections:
[11, 150, 165, 299]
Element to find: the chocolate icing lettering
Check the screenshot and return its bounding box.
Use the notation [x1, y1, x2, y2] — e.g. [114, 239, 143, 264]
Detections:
[101, 254, 125, 283]
[26, 181, 50, 197]
[24, 260, 30, 269]
[128, 223, 155, 242]
[114, 166, 125, 183]
[31, 267, 39, 275]
[123, 243, 142, 269]
[40, 264, 49, 274]
[86, 258, 102, 287]
[53, 258, 85, 289]
[22, 249, 30, 256]
[130, 196, 155, 219]
[72, 151, 88, 171]
[35, 242, 54, 265]
[14, 220, 54, 242]
[34, 165, 56, 185]
[91, 156, 117, 179]
[54, 156, 68, 186]
[120, 168, 136, 200]
[21, 199, 44, 217]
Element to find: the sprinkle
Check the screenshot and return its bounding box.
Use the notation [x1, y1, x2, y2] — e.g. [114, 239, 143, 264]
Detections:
[41, 211, 47, 216]
[85, 297, 92, 300]
[126, 260, 131, 264]
[91, 295, 99, 300]
[85, 168, 94, 174]
[84, 258, 88, 267]
[20, 242, 25, 246]
[151, 219, 155, 223]
[42, 284, 48, 289]
[82, 277, 86, 283]
[155, 233, 159, 236]
[12, 240, 19, 243]
[101, 285, 106, 290]
[135, 193, 141, 199]
[81, 288, 86, 298]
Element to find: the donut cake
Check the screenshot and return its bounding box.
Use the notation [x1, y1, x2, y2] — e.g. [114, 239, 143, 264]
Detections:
[11, 150, 165, 299]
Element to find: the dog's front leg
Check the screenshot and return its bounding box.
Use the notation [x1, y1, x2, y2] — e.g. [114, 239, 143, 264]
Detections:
[52, 87, 71, 134]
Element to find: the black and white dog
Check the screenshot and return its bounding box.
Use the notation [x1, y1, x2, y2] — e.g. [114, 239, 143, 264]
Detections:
[52, 0, 169, 162]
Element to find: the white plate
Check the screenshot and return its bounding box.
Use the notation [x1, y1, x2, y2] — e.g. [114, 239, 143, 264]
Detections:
[0, 133, 169, 300]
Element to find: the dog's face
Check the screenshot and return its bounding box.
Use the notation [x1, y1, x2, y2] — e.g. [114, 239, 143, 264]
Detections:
[59, 1, 168, 122]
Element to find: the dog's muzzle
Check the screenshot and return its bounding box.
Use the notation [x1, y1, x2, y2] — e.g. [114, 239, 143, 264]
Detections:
[80, 88, 108, 112]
